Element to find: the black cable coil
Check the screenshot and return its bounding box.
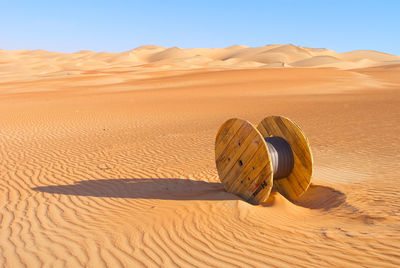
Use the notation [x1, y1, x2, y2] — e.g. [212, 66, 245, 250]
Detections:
[264, 136, 294, 179]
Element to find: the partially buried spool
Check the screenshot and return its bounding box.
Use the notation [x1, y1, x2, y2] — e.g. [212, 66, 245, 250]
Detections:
[215, 116, 313, 204]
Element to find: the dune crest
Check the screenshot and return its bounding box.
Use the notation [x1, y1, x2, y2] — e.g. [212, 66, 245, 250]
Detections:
[0, 44, 399, 82]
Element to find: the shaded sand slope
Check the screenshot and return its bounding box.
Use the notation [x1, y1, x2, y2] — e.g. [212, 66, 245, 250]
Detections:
[0, 48, 400, 267]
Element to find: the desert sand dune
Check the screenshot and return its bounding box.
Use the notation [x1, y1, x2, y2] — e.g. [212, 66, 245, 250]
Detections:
[1, 44, 399, 83]
[292, 55, 343, 66]
[0, 45, 399, 267]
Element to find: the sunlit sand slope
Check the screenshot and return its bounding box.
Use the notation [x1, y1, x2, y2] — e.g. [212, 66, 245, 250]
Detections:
[1, 44, 399, 82]
[0, 47, 399, 267]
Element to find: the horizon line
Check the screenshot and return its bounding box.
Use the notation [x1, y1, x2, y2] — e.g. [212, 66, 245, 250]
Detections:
[1, 44, 399, 56]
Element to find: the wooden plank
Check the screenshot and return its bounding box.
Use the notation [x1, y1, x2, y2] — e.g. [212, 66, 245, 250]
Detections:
[274, 117, 310, 160]
[216, 123, 257, 179]
[224, 135, 264, 193]
[227, 137, 272, 197]
[249, 168, 273, 204]
[228, 144, 268, 195]
[215, 119, 245, 159]
[274, 177, 298, 200]
[215, 118, 273, 204]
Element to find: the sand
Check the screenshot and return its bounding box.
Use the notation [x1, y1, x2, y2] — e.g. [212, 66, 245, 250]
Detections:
[0, 45, 399, 267]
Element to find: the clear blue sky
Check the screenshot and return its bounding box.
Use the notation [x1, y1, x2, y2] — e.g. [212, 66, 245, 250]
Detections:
[1, 0, 399, 55]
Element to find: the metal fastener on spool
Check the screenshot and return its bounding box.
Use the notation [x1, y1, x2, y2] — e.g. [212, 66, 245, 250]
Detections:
[215, 115, 313, 204]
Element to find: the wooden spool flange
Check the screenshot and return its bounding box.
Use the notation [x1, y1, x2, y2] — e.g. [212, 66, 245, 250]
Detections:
[215, 116, 313, 204]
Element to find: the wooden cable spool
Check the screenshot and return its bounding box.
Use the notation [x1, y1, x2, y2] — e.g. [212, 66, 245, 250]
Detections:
[215, 115, 313, 204]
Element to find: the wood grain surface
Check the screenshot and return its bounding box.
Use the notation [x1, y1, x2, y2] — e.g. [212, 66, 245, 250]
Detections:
[215, 118, 273, 204]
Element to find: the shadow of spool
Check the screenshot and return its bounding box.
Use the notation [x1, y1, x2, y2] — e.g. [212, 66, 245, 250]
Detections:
[33, 179, 346, 210]
[292, 184, 347, 211]
[32, 178, 239, 201]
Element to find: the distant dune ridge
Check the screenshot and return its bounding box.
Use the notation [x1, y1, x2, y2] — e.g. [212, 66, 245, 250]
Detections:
[0, 44, 399, 82]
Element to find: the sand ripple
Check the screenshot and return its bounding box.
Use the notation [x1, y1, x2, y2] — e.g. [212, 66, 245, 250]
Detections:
[0, 50, 400, 267]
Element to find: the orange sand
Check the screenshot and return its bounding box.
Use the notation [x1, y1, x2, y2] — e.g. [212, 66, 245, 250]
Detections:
[0, 45, 399, 267]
